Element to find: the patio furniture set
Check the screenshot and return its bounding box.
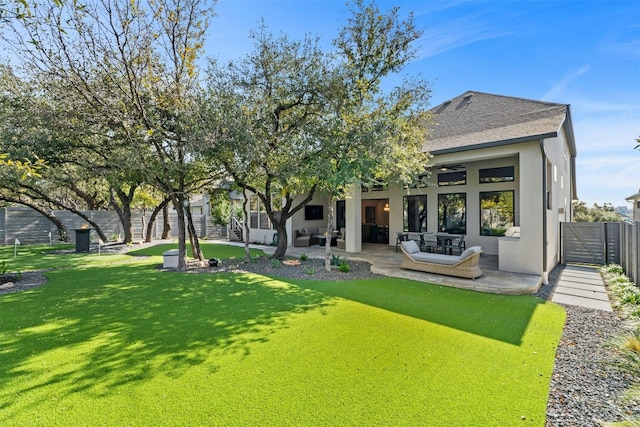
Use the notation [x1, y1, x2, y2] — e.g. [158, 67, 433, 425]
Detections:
[395, 232, 466, 255]
[293, 227, 341, 247]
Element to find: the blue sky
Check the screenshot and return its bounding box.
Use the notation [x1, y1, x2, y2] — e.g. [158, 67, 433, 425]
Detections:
[205, 0, 640, 209]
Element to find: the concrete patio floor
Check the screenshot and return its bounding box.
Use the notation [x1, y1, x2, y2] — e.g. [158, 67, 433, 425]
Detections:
[260, 242, 543, 295]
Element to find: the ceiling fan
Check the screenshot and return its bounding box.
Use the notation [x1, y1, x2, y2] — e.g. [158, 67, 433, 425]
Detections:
[438, 164, 464, 171]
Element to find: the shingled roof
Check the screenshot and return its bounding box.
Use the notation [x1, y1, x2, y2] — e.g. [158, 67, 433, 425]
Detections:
[425, 91, 575, 155]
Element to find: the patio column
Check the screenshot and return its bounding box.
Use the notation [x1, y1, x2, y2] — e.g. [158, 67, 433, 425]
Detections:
[345, 184, 362, 252]
[388, 183, 404, 245]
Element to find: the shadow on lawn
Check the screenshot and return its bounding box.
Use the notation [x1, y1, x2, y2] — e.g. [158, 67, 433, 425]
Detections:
[0, 262, 331, 416]
[286, 277, 549, 346]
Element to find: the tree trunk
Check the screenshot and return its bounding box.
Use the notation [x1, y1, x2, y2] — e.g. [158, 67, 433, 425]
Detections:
[324, 198, 336, 271]
[172, 195, 188, 271]
[185, 205, 204, 262]
[140, 208, 146, 241]
[109, 186, 135, 244]
[242, 187, 251, 262]
[272, 220, 288, 260]
[161, 203, 171, 239]
[145, 197, 171, 242]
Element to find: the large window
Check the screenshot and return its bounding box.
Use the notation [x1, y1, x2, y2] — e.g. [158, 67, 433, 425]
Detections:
[438, 193, 466, 234]
[479, 166, 514, 183]
[404, 195, 427, 232]
[480, 191, 514, 236]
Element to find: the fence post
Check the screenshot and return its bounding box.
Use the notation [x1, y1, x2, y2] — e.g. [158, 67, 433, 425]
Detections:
[634, 221, 639, 286]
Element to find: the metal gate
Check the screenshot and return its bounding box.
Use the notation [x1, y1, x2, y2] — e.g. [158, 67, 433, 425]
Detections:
[561, 222, 620, 265]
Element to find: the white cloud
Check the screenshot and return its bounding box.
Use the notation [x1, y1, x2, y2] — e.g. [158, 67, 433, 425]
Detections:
[541, 65, 591, 101]
[416, 17, 509, 59]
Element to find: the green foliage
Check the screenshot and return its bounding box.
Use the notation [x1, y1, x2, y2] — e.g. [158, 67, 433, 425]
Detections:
[604, 264, 626, 275]
[601, 263, 640, 406]
[338, 261, 350, 273]
[270, 258, 282, 268]
[304, 268, 316, 275]
[210, 191, 232, 226]
[300, 253, 309, 261]
[330, 254, 342, 266]
[573, 200, 623, 222]
[0, 260, 7, 275]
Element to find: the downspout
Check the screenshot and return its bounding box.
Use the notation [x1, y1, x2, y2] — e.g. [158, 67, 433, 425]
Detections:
[539, 139, 549, 285]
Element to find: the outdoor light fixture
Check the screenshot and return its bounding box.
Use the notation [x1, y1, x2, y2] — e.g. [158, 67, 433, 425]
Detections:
[182, 199, 190, 208]
[384, 203, 389, 212]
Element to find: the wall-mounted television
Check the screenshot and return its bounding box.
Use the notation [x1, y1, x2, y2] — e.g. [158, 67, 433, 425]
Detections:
[304, 205, 323, 220]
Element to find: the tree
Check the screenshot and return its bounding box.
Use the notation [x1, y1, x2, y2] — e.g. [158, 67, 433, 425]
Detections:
[313, 0, 431, 270]
[572, 200, 623, 222]
[199, 25, 329, 260]
[199, 1, 431, 265]
[4, 0, 219, 270]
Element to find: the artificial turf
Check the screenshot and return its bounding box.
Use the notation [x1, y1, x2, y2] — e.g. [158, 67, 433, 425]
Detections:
[0, 247, 566, 426]
[1, 244, 133, 271]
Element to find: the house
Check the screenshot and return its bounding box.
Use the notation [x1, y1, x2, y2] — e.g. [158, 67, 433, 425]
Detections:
[246, 91, 578, 284]
[626, 189, 640, 221]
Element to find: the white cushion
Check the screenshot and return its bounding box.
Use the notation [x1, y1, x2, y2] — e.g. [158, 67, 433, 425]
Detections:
[411, 252, 461, 265]
[401, 240, 421, 254]
[460, 246, 481, 259]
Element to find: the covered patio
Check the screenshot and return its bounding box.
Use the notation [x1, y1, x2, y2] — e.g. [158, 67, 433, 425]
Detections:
[264, 243, 543, 295]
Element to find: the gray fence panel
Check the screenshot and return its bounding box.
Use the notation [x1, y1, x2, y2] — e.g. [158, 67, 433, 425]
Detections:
[0, 207, 57, 245]
[562, 222, 606, 264]
[606, 222, 621, 265]
[620, 221, 639, 286]
[562, 221, 638, 286]
[0, 207, 218, 246]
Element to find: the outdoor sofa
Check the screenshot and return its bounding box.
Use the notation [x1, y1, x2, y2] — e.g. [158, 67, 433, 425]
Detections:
[293, 227, 331, 247]
[400, 240, 483, 279]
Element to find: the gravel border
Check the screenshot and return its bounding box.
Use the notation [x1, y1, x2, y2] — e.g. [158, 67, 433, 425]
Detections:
[541, 265, 640, 426]
[2, 247, 638, 424]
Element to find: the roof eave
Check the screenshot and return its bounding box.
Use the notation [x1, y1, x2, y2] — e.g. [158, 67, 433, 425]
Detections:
[430, 132, 559, 155]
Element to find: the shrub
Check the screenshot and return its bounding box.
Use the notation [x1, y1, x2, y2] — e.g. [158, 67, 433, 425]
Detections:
[603, 264, 625, 275]
[330, 254, 341, 266]
[338, 261, 350, 273]
[622, 292, 640, 305]
[305, 268, 316, 275]
[0, 261, 7, 275]
[270, 258, 282, 268]
[300, 253, 309, 261]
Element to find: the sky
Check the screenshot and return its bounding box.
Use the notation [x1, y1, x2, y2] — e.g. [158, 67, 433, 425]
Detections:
[203, 0, 640, 209]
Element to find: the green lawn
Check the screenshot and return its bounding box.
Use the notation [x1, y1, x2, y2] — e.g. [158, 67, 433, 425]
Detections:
[1, 244, 133, 271]
[0, 245, 566, 426]
[127, 241, 266, 260]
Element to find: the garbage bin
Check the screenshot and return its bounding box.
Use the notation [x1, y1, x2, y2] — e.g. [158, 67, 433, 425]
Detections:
[73, 228, 92, 253]
[163, 249, 180, 269]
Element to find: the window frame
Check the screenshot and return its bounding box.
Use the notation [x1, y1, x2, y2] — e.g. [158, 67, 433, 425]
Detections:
[437, 193, 466, 234]
[479, 166, 515, 184]
[403, 195, 427, 232]
[479, 190, 515, 236]
[437, 171, 466, 186]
